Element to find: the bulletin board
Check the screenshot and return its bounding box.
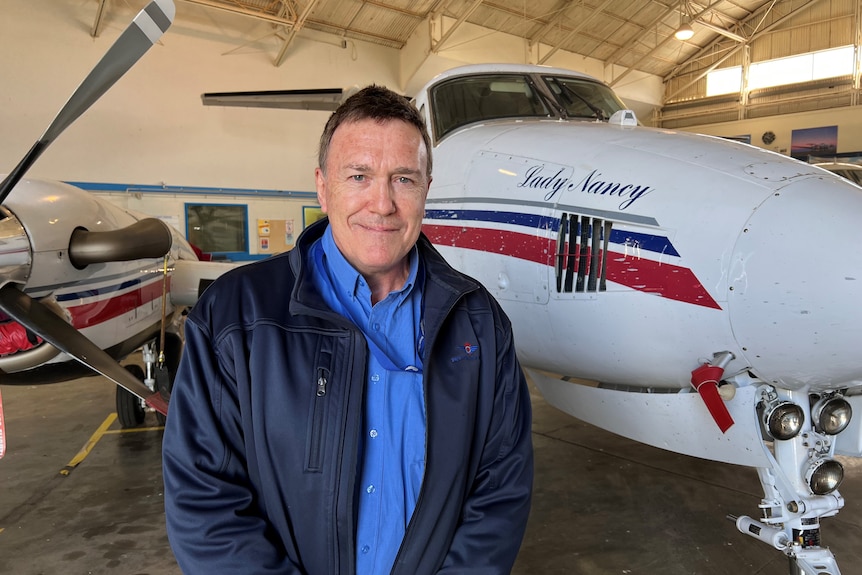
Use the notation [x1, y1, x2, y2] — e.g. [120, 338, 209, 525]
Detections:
[257, 219, 296, 254]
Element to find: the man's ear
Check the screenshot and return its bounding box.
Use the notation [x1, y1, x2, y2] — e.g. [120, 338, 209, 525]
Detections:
[315, 167, 328, 213]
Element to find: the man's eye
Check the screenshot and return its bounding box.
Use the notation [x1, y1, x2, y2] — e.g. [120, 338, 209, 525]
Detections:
[351, 175, 365, 182]
[396, 176, 413, 184]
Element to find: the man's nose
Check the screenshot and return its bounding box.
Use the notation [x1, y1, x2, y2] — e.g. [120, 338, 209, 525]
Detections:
[368, 180, 397, 214]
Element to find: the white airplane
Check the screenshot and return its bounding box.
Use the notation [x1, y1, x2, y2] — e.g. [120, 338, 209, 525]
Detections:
[209, 63, 862, 573]
[0, 0, 234, 437]
[414, 64, 862, 575]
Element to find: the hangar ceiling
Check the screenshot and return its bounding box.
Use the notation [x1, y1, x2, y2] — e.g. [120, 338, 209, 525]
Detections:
[91, 0, 848, 106]
[119, 1, 831, 76]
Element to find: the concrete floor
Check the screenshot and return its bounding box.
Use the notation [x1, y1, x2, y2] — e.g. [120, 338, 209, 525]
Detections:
[1, 373, 862, 575]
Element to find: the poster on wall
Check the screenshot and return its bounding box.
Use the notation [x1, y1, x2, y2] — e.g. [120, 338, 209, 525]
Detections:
[258, 219, 271, 252]
[791, 126, 837, 160]
[285, 219, 295, 246]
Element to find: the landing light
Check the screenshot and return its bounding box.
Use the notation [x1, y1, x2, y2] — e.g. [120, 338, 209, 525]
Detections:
[812, 396, 852, 435]
[806, 458, 844, 495]
[765, 401, 804, 440]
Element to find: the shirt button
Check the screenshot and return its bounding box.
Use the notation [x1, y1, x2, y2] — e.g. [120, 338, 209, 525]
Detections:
[366, 484, 375, 494]
[369, 429, 378, 438]
[361, 545, 370, 554]
[371, 374, 380, 382]
[373, 323, 380, 331]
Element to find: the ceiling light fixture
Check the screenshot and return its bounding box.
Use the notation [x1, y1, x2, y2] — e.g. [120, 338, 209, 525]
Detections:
[674, 22, 694, 41]
[674, 1, 694, 41]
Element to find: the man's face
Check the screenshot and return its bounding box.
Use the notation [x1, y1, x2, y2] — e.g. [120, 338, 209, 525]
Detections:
[316, 118, 430, 286]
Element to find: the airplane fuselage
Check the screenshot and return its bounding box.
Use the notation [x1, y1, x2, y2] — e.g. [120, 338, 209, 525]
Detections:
[423, 118, 862, 393]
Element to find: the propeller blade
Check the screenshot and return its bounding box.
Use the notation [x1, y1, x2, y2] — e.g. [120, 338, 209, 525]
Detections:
[0, 0, 176, 204]
[0, 284, 168, 415]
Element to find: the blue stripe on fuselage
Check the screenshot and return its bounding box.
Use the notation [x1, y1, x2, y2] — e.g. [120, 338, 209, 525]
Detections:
[53, 273, 161, 302]
[424, 209, 679, 258]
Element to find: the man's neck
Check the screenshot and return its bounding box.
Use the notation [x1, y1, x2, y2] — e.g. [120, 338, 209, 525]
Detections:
[365, 262, 409, 305]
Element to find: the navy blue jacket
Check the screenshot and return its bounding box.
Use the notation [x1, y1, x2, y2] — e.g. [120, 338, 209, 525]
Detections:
[162, 219, 533, 574]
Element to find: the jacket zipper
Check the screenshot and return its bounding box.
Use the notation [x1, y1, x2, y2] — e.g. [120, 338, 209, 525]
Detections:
[390, 294, 464, 574]
[308, 367, 328, 471]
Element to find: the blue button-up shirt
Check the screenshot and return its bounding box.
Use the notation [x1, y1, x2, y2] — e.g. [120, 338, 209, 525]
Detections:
[311, 226, 426, 575]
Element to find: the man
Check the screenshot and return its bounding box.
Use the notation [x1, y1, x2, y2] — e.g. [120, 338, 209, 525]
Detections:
[162, 85, 533, 574]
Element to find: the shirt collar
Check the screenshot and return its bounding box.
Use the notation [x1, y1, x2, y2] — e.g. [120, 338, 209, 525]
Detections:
[320, 225, 419, 303]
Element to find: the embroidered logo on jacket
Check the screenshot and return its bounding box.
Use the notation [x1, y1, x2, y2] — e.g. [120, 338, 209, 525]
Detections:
[451, 342, 480, 363]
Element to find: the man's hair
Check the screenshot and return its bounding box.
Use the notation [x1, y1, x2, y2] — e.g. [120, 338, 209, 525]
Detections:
[317, 85, 433, 179]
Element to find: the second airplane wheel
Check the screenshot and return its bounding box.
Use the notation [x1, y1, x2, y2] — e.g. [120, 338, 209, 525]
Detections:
[116, 364, 146, 428]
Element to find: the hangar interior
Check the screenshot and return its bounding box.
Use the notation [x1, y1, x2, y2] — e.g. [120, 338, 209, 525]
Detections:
[2, 1, 862, 574]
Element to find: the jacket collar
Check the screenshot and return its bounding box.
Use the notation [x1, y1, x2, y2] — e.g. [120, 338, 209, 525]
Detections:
[289, 218, 479, 318]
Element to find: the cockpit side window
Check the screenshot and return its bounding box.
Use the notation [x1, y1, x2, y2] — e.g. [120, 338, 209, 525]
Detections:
[430, 74, 552, 142]
[542, 76, 626, 121]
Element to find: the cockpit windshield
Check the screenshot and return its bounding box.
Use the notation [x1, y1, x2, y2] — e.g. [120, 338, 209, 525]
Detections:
[428, 71, 630, 141]
[542, 75, 626, 121]
[430, 74, 551, 141]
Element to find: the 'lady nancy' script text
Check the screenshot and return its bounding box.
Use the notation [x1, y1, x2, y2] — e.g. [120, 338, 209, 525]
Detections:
[517, 165, 651, 210]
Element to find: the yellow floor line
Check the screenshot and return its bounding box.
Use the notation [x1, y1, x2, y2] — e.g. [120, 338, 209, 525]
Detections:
[103, 425, 164, 434]
[59, 413, 117, 476]
[58, 413, 164, 476]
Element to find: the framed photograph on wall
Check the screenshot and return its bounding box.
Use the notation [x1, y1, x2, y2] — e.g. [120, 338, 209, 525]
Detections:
[791, 126, 837, 160]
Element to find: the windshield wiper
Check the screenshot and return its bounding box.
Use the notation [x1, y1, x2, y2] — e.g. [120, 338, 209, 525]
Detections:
[557, 82, 608, 121]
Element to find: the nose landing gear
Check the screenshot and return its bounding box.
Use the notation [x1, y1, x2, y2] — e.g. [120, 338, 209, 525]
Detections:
[115, 332, 182, 428]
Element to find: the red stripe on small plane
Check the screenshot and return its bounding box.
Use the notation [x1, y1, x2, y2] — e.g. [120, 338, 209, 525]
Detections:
[67, 277, 170, 329]
[423, 224, 721, 310]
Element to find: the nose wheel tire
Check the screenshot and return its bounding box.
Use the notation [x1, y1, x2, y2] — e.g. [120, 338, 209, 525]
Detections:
[116, 364, 146, 428]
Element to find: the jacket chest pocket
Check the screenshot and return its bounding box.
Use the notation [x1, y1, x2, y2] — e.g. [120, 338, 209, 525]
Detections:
[305, 342, 334, 472]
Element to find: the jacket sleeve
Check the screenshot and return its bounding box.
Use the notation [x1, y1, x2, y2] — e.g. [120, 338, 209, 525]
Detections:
[162, 317, 304, 574]
[438, 313, 534, 574]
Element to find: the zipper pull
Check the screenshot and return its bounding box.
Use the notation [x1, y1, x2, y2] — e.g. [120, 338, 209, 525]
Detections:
[316, 370, 327, 397]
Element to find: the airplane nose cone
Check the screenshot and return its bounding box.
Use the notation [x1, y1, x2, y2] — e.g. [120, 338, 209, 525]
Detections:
[728, 174, 862, 390]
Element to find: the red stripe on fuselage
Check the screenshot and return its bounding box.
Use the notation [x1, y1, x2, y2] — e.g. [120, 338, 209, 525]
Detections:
[66, 277, 170, 329]
[422, 224, 721, 310]
[425, 223, 552, 265]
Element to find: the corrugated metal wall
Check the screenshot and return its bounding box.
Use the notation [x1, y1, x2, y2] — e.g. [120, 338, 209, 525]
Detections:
[659, 0, 859, 129]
